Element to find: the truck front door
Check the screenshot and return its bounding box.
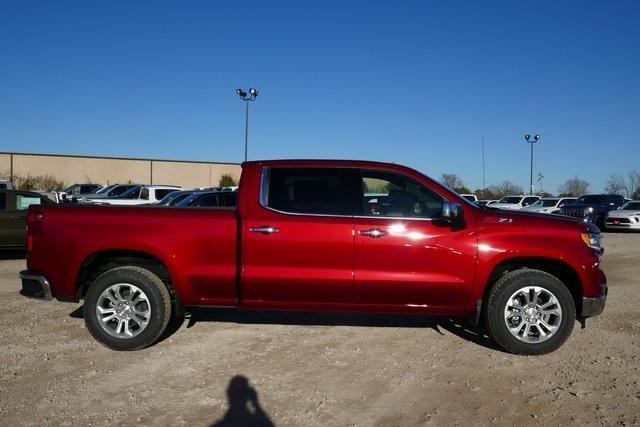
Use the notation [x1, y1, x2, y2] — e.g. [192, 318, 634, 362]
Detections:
[351, 169, 476, 313]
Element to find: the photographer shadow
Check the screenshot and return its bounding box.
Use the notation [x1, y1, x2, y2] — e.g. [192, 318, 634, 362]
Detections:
[211, 375, 273, 427]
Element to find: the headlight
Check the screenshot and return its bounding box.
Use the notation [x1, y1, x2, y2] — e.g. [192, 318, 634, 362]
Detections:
[585, 207, 594, 214]
[581, 231, 603, 251]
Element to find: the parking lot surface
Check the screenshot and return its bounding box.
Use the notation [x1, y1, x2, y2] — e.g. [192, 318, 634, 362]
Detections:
[1, 233, 639, 426]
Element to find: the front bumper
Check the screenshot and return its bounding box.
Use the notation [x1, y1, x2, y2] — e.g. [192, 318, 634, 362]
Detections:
[581, 295, 606, 317]
[19, 270, 52, 301]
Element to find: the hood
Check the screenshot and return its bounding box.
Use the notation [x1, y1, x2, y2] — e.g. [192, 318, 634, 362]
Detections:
[607, 210, 640, 218]
[521, 206, 557, 213]
[491, 203, 519, 209]
[480, 207, 593, 232]
[560, 202, 599, 210]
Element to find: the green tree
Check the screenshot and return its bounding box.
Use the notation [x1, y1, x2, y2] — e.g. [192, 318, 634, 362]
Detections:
[219, 174, 237, 187]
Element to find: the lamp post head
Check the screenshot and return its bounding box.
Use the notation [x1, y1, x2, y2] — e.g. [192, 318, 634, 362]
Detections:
[534, 134, 540, 141]
[249, 88, 258, 97]
[236, 88, 248, 99]
[525, 134, 531, 141]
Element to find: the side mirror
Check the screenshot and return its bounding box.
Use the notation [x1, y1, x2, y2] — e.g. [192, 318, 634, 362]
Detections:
[441, 201, 463, 224]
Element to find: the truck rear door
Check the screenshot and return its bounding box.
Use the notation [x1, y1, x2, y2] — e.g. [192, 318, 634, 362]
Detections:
[241, 167, 356, 307]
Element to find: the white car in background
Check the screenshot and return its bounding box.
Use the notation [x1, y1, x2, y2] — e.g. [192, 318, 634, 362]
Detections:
[521, 197, 577, 214]
[605, 201, 640, 231]
[460, 194, 478, 203]
[92, 185, 182, 206]
[491, 195, 541, 210]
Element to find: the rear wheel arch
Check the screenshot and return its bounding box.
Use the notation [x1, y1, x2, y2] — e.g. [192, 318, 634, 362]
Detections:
[75, 250, 180, 311]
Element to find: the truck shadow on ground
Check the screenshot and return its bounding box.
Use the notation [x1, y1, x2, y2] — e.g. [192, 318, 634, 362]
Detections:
[183, 307, 505, 352]
[69, 306, 505, 352]
[210, 375, 274, 427]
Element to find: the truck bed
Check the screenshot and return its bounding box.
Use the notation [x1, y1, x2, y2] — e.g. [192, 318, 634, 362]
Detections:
[26, 204, 239, 306]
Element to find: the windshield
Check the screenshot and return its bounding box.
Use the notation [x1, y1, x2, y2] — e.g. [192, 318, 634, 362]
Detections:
[94, 184, 116, 194]
[578, 195, 603, 204]
[621, 202, 640, 210]
[498, 196, 523, 204]
[117, 186, 141, 199]
[533, 199, 559, 207]
[158, 191, 189, 205]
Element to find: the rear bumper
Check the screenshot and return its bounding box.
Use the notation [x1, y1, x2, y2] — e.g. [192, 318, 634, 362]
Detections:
[19, 270, 52, 301]
[581, 295, 606, 317]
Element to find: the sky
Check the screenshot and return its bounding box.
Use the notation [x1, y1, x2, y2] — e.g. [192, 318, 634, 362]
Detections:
[1, 1, 639, 194]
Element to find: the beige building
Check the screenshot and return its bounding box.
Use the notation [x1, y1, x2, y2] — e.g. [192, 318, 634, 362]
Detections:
[0, 151, 241, 189]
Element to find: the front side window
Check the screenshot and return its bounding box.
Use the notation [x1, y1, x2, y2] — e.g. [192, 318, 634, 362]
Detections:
[360, 170, 443, 218]
[0, 193, 5, 210]
[263, 168, 352, 215]
[523, 197, 539, 206]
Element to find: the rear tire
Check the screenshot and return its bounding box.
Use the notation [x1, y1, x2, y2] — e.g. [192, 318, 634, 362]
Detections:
[84, 266, 172, 351]
[484, 269, 575, 355]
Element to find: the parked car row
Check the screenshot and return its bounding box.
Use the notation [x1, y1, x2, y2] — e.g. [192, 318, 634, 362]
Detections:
[469, 191, 638, 232]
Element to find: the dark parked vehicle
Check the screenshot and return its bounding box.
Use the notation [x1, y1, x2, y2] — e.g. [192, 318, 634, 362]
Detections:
[62, 183, 103, 202]
[559, 194, 626, 230]
[0, 189, 53, 247]
[176, 190, 237, 208]
[83, 184, 140, 200]
[156, 190, 197, 206]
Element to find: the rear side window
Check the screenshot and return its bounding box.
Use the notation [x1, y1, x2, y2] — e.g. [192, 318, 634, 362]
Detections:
[16, 194, 42, 210]
[262, 168, 352, 215]
[193, 194, 220, 207]
[523, 196, 539, 206]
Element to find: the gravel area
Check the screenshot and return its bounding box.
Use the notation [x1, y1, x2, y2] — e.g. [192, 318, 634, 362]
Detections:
[1, 233, 639, 425]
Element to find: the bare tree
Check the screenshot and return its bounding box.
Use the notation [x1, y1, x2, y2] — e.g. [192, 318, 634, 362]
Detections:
[487, 181, 524, 199]
[558, 177, 589, 197]
[628, 170, 640, 199]
[604, 173, 628, 196]
[441, 173, 470, 194]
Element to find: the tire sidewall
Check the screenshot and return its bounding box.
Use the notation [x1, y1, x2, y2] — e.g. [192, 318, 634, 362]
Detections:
[487, 271, 576, 355]
[84, 267, 170, 351]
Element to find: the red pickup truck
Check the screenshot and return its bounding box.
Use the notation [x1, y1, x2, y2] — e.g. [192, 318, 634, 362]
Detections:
[20, 159, 607, 354]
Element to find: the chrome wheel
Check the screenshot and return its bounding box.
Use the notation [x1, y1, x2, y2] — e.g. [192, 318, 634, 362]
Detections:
[95, 283, 151, 339]
[503, 286, 562, 343]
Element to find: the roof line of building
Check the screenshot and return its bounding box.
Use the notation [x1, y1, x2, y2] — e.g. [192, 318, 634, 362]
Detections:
[0, 151, 241, 166]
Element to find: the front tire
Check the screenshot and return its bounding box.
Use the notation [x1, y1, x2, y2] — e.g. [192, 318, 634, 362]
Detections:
[484, 269, 576, 355]
[84, 266, 172, 351]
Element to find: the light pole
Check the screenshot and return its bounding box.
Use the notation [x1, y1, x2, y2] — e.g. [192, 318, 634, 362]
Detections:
[524, 133, 541, 195]
[236, 88, 258, 162]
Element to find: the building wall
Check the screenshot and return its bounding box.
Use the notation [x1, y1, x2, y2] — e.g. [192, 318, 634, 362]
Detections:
[0, 152, 241, 189]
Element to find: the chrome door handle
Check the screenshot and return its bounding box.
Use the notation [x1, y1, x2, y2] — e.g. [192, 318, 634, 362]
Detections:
[358, 228, 388, 238]
[250, 225, 279, 234]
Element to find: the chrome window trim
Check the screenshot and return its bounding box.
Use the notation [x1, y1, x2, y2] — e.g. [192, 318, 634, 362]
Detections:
[258, 167, 436, 221]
